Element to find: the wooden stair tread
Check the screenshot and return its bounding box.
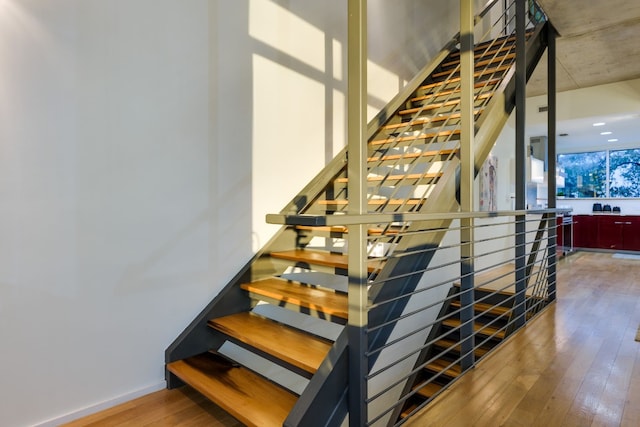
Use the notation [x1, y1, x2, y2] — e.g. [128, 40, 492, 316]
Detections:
[440, 52, 516, 70]
[431, 63, 512, 80]
[404, 93, 492, 113]
[414, 381, 443, 399]
[208, 312, 331, 374]
[167, 353, 297, 427]
[452, 264, 539, 296]
[370, 129, 460, 146]
[240, 278, 348, 319]
[381, 110, 482, 132]
[418, 64, 511, 91]
[441, 317, 506, 340]
[411, 78, 501, 103]
[442, 46, 515, 67]
[448, 37, 517, 58]
[334, 172, 442, 183]
[425, 358, 462, 378]
[368, 148, 458, 163]
[270, 249, 378, 272]
[449, 299, 511, 317]
[434, 338, 489, 358]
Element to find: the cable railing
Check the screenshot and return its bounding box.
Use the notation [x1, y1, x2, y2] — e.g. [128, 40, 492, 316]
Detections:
[293, 0, 545, 221]
[266, 1, 551, 425]
[269, 207, 568, 426]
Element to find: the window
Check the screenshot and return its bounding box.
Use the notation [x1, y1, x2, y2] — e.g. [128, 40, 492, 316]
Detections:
[557, 151, 606, 198]
[558, 148, 640, 198]
[609, 148, 640, 197]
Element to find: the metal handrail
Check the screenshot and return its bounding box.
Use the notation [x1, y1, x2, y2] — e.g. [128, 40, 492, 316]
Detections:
[365, 213, 558, 425]
[267, 207, 571, 227]
[275, 1, 552, 425]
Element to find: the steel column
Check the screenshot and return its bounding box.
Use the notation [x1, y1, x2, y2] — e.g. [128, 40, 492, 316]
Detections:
[347, 0, 368, 425]
[459, 0, 476, 371]
[513, 0, 527, 328]
[546, 23, 558, 302]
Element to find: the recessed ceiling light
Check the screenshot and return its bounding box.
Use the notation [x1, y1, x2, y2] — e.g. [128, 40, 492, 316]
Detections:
[608, 138, 618, 142]
[600, 131, 612, 135]
[593, 122, 606, 127]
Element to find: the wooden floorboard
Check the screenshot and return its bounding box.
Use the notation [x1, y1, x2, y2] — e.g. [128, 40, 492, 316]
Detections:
[64, 252, 640, 426]
[407, 251, 640, 427]
[61, 385, 243, 427]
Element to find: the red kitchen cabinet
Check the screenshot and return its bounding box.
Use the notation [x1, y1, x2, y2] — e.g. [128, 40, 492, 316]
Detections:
[597, 215, 624, 250]
[573, 215, 598, 249]
[622, 216, 640, 251]
[572, 215, 640, 251]
[556, 217, 564, 248]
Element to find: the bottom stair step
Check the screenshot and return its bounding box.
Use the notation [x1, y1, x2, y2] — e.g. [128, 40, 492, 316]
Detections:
[167, 353, 297, 427]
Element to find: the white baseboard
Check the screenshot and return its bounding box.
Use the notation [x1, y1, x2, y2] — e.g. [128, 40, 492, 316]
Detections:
[32, 381, 166, 427]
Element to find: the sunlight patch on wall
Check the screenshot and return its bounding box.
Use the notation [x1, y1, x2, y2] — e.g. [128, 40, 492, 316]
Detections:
[332, 88, 346, 155]
[251, 53, 326, 250]
[249, 0, 325, 73]
[367, 58, 402, 121]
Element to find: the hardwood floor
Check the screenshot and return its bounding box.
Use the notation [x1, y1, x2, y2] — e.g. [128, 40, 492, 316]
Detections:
[407, 251, 640, 427]
[61, 386, 243, 427]
[64, 252, 640, 427]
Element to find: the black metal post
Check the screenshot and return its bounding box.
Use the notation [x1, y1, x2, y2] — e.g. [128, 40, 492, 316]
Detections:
[514, 0, 527, 328]
[547, 23, 558, 302]
[459, 0, 476, 371]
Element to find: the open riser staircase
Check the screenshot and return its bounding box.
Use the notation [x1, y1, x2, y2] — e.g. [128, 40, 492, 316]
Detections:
[166, 3, 550, 426]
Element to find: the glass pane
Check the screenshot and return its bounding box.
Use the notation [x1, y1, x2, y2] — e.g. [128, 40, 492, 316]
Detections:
[557, 151, 606, 198]
[609, 148, 640, 198]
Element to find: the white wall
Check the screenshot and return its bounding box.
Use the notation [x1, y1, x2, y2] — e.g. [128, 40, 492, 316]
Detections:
[0, 0, 481, 425]
[556, 199, 640, 215]
[526, 78, 640, 153]
[0, 1, 220, 426]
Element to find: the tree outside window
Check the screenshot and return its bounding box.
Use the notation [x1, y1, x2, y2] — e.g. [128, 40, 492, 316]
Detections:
[609, 148, 640, 198]
[557, 151, 606, 198]
[558, 148, 640, 198]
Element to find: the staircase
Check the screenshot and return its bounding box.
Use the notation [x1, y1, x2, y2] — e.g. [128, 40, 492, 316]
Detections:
[166, 3, 549, 426]
[400, 267, 516, 417]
